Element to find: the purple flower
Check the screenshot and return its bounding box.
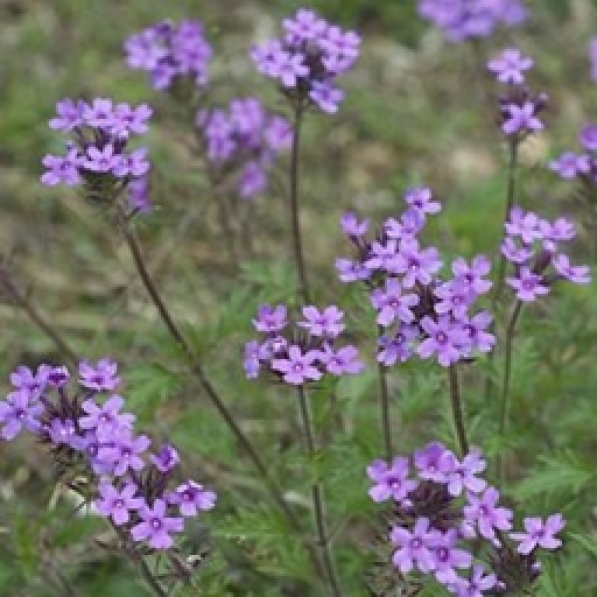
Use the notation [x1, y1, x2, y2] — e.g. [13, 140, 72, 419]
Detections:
[309, 82, 344, 114]
[41, 150, 82, 186]
[131, 498, 184, 549]
[510, 514, 565, 554]
[552, 254, 591, 284]
[507, 267, 549, 302]
[390, 517, 439, 574]
[252, 304, 288, 333]
[79, 394, 135, 433]
[549, 152, 591, 179]
[238, 162, 267, 199]
[579, 123, 597, 151]
[505, 207, 543, 244]
[450, 565, 497, 597]
[98, 428, 151, 477]
[319, 345, 363, 376]
[283, 8, 327, 42]
[271, 346, 322, 385]
[393, 239, 442, 288]
[0, 390, 44, 440]
[452, 255, 492, 295]
[49, 98, 85, 131]
[298, 305, 345, 338]
[460, 312, 496, 356]
[243, 340, 262, 379]
[377, 326, 418, 366]
[127, 177, 153, 213]
[151, 444, 180, 473]
[125, 20, 212, 90]
[463, 487, 513, 543]
[432, 529, 472, 585]
[47, 417, 82, 449]
[413, 441, 452, 483]
[365, 239, 400, 273]
[404, 186, 441, 216]
[95, 482, 143, 525]
[367, 457, 418, 503]
[79, 359, 121, 392]
[487, 48, 533, 84]
[272, 50, 309, 88]
[502, 101, 544, 136]
[9, 365, 50, 397]
[336, 258, 371, 283]
[341, 212, 368, 237]
[434, 281, 473, 320]
[83, 98, 115, 129]
[442, 450, 487, 497]
[417, 316, 466, 367]
[370, 278, 419, 326]
[385, 210, 425, 240]
[111, 102, 153, 136]
[82, 144, 120, 173]
[168, 480, 217, 516]
[501, 237, 533, 264]
[112, 148, 150, 177]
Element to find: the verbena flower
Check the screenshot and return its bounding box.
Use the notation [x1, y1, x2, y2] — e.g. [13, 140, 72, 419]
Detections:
[197, 97, 291, 200]
[0, 359, 216, 555]
[337, 186, 495, 368]
[125, 20, 212, 90]
[251, 8, 360, 113]
[245, 303, 363, 385]
[501, 206, 590, 301]
[367, 442, 563, 593]
[418, 0, 527, 42]
[41, 98, 152, 206]
[487, 48, 533, 84]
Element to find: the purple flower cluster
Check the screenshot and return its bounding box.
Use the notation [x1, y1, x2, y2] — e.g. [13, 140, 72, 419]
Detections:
[367, 441, 564, 595]
[549, 123, 597, 182]
[0, 359, 216, 551]
[337, 187, 495, 368]
[251, 9, 360, 114]
[125, 20, 212, 90]
[41, 98, 151, 205]
[197, 97, 292, 199]
[418, 0, 527, 42]
[488, 48, 547, 138]
[244, 304, 363, 384]
[502, 206, 590, 301]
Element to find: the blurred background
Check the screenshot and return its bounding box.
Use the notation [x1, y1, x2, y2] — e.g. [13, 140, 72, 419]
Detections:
[1, 1, 597, 595]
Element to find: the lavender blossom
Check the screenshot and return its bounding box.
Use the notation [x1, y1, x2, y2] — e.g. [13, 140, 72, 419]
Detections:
[131, 498, 184, 549]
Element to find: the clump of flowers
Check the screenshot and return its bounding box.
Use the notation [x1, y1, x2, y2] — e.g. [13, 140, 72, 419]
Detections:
[197, 97, 292, 199]
[244, 304, 363, 384]
[0, 359, 216, 555]
[487, 48, 547, 140]
[125, 20, 212, 90]
[502, 206, 591, 301]
[336, 187, 495, 368]
[418, 0, 527, 42]
[41, 98, 152, 207]
[251, 8, 360, 114]
[367, 441, 564, 595]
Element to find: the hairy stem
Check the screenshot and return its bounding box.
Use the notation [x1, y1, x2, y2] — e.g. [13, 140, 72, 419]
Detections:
[377, 327, 393, 459]
[116, 213, 325, 579]
[290, 105, 310, 304]
[111, 523, 168, 597]
[497, 300, 523, 480]
[0, 268, 79, 365]
[484, 139, 520, 405]
[297, 386, 344, 597]
[448, 365, 469, 457]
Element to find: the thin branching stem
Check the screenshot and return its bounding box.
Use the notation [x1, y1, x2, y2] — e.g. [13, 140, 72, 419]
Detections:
[290, 104, 310, 304]
[0, 268, 79, 366]
[377, 327, 393, 459]
[497, 300, 523, 481]
[448, 365, 469, 457]
[116, 211, 326, 581]
[297, 386, 344, 597]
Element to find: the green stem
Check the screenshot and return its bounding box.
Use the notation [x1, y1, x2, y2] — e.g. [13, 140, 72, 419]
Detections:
[297, 386, 344, 597]
[448, 365, 469, 457]
[0, 268, 79, 366]
[111, 523, 168, 597]
[116, 212, 325, 581]
[497, 301, 523, 480]
[290, 105, 310, 304]
[377, 327, 393, 460]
